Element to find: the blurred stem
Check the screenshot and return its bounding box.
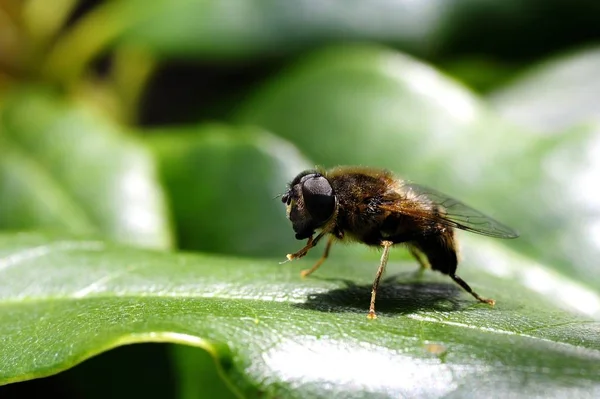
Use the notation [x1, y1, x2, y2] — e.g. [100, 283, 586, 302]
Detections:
[111, 46, 157, 125]
[40, 0, 151, 87]
[22, 0, 79, 56]
[0, 0, 24, 77]
[0, 71, 16, 100]
[69, 47, 156, 126]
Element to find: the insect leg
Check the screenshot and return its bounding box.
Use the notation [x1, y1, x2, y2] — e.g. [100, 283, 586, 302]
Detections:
[284, 230, 328, 262]
[368, 240, 393, 319]
[300, 235, 334, 278]
[408, 246, 430, 270]
[450, 274, 496, 306]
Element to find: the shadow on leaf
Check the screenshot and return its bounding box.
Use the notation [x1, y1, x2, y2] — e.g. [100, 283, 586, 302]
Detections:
[294, 272, 471, 316]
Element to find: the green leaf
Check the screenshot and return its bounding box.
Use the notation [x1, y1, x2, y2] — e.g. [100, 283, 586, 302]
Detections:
[439, 56, 522, 94]
[44, 0, 444, 84]
[234, 44, 600, 290]
[118, 0, 440, 59]
[0, 87, 173, 250]
[1, 232, 599, 398]
[146, 123, 311, 256]
[234, 44, 534, 191]
[490, 45, 600, 132]
[38, 0, 600, 87]
[114, 0, 600, 63]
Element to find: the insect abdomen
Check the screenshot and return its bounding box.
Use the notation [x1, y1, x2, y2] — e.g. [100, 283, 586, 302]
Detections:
[409, 229, 458, 275]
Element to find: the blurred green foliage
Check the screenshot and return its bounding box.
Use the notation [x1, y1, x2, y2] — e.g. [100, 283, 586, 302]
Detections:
[1, 0, 600, 398]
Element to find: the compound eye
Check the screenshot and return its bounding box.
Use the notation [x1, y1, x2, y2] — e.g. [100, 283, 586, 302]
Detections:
[301, 175, 335, 224]
[281, 193, 289, 204]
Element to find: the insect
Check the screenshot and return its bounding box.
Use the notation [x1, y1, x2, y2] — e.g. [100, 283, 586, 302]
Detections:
[280, 166, 519, 319]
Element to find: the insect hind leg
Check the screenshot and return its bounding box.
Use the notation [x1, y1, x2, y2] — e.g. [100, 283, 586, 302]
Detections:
[450, 274, 495, 305]
[412, 231, 495, 306]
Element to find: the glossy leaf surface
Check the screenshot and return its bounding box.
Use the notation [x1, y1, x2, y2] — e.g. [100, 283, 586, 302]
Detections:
[0, 232, 598, 398]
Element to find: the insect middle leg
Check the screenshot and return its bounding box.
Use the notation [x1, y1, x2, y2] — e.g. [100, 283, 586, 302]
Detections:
[301, 235, 334, 278]
[408, 245, 430, 278]
[409, 246, 429, 269]
[368, 240, 393, 320]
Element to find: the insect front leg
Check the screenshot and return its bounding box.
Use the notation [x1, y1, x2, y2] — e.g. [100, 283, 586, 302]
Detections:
[284, 230, 328, 263]
[300, 235, 334, 278]
[368, 240, 393, 319]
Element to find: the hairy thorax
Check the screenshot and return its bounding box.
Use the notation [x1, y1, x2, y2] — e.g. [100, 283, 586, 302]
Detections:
[326, 168, 438, 246]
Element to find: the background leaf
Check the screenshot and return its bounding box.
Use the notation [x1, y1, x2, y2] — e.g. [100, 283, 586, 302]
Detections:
[146, 124, 310, 256]
[118, 0, 442, 59]
[116, 0, 600, 65]
[490, 45, 600, 132]
[0, 232, 599, 398]
[0, 88, 173, 250]
[234, 44, 600, 289]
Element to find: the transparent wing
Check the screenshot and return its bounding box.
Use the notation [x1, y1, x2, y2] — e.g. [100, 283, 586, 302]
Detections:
[382, 183, 519, 239]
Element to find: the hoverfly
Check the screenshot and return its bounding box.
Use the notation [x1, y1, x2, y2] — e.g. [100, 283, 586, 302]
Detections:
[281, 166, 519, 318]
